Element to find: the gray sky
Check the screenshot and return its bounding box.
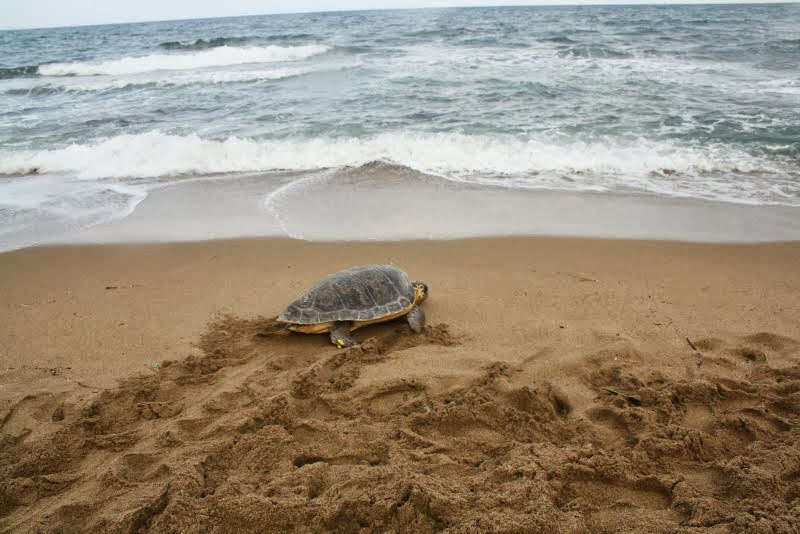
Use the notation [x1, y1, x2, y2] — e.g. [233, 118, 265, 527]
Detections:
[1, 0, 795, 30]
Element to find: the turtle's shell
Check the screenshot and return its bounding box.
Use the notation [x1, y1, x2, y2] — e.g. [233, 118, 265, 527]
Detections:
[279, 264, 415, 325]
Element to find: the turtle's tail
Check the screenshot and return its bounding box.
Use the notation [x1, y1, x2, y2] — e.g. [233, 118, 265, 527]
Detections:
[256, 317, 292, 337]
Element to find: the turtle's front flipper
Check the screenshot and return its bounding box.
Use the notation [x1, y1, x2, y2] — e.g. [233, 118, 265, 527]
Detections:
[407, 306, 425, 333]
[330, 321, 358, 348]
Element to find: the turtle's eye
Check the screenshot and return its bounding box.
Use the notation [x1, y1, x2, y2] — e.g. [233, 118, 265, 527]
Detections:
[413, 282, 428, 303]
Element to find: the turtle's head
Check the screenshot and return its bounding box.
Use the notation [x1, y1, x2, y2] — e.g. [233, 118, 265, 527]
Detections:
[411, 281, 429, 304]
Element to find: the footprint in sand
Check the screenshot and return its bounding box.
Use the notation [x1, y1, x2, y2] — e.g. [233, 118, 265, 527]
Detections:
[365, 380, 429, 416]
[556, 477, 680, 530]
[173, 416, 215, 441]
[586, 406, 638, 446]
[1, 392, 70, 440]
[104, 453, 170, 485]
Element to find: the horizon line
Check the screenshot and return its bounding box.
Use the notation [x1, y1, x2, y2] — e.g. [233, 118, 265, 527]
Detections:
[1, 1, 797, 32]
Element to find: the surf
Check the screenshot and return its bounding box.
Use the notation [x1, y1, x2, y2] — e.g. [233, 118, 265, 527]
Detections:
[37, 44, 331, 77]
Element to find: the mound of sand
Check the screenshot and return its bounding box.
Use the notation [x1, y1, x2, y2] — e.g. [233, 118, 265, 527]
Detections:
[2, 314, 798, 533]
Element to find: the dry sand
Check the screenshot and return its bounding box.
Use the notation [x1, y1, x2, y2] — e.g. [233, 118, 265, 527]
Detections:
[1, 237, 799, 533]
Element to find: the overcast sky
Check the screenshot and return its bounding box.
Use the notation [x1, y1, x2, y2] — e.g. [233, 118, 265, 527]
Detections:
[1, 0, 795, 30]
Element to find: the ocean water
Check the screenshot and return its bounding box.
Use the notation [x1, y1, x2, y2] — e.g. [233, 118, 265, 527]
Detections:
[1, 4, 799, 249]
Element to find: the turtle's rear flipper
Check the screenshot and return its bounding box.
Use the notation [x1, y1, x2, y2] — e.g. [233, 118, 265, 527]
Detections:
[256, 317, 291, 338]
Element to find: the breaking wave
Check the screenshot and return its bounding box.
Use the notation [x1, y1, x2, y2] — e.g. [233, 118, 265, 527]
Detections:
[0, 65, 39, 79]
[159, 36, 253, 50]
[36, 44, 331, 76]
[3, 66, 323, 94]
[1, 131, 797, 205]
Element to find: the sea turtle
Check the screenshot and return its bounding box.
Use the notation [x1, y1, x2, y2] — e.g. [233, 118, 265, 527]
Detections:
[276, 264, 429, 348]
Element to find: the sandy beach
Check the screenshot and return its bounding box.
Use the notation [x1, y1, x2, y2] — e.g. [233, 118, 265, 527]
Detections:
[1, 236, 799, 532]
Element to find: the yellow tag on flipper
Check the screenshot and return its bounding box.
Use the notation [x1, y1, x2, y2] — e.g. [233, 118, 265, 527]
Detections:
[336, 338, 345, 348]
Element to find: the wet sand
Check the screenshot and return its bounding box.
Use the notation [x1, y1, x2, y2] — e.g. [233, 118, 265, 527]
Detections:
[66, 169, 800, 246]
[1, 237, 799, 532]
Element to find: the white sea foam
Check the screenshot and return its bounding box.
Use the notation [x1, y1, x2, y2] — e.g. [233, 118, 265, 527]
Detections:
[263, 169, 338, 239]
[3, 66, 319, 93]
[754, 79, 800, 95]
[1, 131, 797, 205]
[390, 42, 751, 98]
[0, 174, 147, 246]
[38, 45, 330, 77]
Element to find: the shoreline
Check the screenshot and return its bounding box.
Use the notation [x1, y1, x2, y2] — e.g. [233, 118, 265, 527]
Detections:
[4, 171, 800, 253]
